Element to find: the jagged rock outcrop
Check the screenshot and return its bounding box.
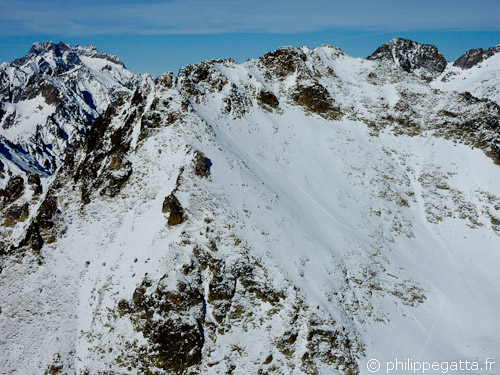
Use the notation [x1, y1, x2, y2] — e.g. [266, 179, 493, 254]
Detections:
[453, 45, 500, 69]
[368, 37, 447, 78]
[2, 38, 500, 375]
[0, 174, 24, 204]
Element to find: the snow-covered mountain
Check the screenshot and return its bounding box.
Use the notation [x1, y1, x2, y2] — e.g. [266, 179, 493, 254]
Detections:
[1, 38, 500, 375]
[0, 41, 149, 181]
[433, 45, 500, 105]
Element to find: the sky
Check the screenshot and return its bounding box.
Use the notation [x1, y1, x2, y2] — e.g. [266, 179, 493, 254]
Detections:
[0, 0, 499, 76]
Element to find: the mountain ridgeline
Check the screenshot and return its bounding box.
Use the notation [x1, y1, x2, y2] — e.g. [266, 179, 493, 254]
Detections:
[0, 41, 148, 178]
[1, 38, 500, 375]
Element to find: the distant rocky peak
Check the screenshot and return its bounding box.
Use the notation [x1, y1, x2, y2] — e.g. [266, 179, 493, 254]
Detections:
[454, 45, 500, 69]
[28, 41, 68, 55]
[13, 41, 81, 72]
[368, 37, 447, 75]
[259, 46, 309, 79]
[0, 41, 144, 178]
[17, 41, 126, 72]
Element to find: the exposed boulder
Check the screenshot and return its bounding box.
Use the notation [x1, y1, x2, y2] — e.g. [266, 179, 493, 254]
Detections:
[193, 151, 211, 178]
[162, 193, 185, 225]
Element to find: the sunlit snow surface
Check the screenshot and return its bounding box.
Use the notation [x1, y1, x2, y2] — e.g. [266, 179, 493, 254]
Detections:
[1, 44, 500, 374]
[433, 52, 500, 105]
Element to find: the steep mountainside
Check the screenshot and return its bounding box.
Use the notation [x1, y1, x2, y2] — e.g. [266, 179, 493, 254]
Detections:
[1, 38, 500, 375]
[0, 41, 149, 180]
[433, 44, 500, 105]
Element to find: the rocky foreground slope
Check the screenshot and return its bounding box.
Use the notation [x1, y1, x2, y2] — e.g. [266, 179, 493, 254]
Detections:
[1, 38, 500, 375]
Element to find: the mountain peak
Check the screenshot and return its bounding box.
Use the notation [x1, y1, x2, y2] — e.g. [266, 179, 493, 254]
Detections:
[11, 40, 81, 72]
[28, 41, 54, 54]
[368, 37, 446, 75]
[28, 41, 71, 56]
[20, 42, 126, 70]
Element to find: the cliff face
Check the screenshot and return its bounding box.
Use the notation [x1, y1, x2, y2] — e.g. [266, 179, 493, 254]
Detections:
[1, 40, 500, 375]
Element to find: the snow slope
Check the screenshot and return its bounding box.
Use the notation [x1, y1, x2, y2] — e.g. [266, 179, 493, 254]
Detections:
[433, 51, 500, 105]
[1, 39, 500, 375]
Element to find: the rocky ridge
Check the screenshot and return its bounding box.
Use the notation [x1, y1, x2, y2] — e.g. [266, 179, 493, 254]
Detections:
[453, 45, 500, 69]
[1, 39, 500, 375]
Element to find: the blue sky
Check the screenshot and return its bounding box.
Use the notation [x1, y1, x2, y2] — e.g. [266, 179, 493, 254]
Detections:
[1, 0, 499, 76]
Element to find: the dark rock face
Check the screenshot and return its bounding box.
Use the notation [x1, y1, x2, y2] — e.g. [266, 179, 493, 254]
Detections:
[292, 84, 341, 119]
[256, 90, 279, 111]
[162, 193, 185, 225]
[178, 61, 228, 99]
[39, 83, 62, 106]
[454, 45, 500, 69]
[454, 48, 484, 69]
[138, 95, 181, 141]
[28, 173, 43, 195]
[0, 175, 25, 204]
[155, 72, 176, 90]
[4, 203, 29, 227]
[36, 196, 59, 231]
[19, 222, 43, 253]
[368, 37, 447, 74]
[5, 191, 63, 257]
[74, 93, 141, 204]
[192, 246, 237, 323]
